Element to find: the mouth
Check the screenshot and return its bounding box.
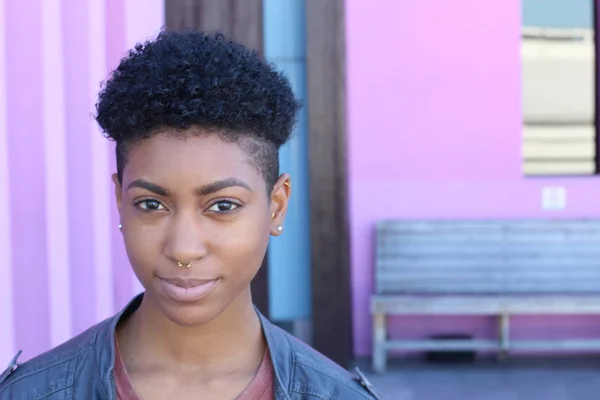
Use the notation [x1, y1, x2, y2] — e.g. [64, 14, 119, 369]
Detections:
[155, 276, 219, 302]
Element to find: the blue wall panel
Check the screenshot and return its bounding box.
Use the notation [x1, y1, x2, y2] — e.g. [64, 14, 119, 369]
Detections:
[263, 0, 311, 321]
[522, 0, 593, 28]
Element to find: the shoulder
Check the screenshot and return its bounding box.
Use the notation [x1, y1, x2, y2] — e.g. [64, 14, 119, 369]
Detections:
[288, 337, 382, 399]
[0, 319, 108, 400]
[267, 323, 383, 399]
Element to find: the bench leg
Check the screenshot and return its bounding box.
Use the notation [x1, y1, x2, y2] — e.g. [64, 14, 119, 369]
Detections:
[498, 311, 510, 361]
[372, 313, 387, 373]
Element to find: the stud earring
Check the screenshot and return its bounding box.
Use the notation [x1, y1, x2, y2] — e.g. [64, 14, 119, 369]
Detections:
[277, 225, 283, 232]
[118, 223, 122, 231]
[272, 212, 276, 219]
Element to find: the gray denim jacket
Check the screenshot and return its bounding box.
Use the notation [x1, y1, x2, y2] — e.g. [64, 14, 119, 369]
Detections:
[0, 295, 382, 400]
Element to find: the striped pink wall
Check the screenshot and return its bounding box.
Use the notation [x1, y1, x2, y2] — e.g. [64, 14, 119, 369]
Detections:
[0, 0, 164, 363]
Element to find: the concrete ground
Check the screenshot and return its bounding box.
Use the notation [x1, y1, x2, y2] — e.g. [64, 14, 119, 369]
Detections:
[357, 357, 600, 400]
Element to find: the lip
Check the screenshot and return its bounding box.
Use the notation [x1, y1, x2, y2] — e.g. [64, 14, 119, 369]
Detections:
[160, 276, 216, 289]
[155, 276, 219, 302]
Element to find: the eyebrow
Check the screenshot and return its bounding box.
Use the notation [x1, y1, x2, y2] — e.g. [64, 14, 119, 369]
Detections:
[196, 178, 253, 196]
[126, 178, 252, 197]
[127, 179, 169, 196]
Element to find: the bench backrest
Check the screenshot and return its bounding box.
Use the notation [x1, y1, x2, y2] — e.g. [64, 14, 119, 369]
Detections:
[375, 219, 600, 295]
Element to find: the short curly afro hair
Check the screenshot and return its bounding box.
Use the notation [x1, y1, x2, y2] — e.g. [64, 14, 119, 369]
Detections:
[95, 29, 301, 191]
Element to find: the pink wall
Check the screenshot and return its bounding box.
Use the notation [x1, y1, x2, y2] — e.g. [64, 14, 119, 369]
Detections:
[346, 0, 600, 356]
[0, 0, 164, 363]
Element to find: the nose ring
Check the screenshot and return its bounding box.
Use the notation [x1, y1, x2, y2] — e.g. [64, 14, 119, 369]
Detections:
[177, 261, 192, 268]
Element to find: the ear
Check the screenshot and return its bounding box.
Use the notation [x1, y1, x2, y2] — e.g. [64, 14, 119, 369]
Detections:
[270, 173, 291, 236]
[112, 173, 123, 214]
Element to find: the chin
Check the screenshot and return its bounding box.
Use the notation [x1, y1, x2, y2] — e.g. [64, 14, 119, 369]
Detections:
[156, 300, 220, 327]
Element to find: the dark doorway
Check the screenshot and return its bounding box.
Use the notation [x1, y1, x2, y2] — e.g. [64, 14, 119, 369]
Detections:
[305, 0, 353, 368]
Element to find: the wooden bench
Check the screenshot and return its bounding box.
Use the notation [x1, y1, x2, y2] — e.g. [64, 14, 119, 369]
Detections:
[370, 219, 600, 373]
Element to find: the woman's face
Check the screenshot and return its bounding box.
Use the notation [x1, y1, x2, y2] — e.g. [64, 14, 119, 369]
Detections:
[113, 129, 289, 327]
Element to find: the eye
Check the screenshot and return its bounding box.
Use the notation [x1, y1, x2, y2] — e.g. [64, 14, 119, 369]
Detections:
[208, 201, 240, 213]
[135, 199, 166, 212]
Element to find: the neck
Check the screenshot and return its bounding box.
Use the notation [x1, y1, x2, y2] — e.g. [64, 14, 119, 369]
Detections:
[117, 288, 266, 376]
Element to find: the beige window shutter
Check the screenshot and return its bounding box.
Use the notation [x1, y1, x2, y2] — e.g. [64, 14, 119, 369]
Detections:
[521, 26, 596, 175]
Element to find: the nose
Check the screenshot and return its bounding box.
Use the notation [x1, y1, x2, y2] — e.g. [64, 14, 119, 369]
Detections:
[163, 211, 208, 264]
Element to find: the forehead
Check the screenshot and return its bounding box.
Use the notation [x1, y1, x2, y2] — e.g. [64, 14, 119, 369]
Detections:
[122, 131, 263, 188]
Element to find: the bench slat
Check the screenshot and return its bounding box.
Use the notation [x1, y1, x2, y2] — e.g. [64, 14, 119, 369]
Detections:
[371, 295, 600, 314]
[378, 244, 600, 257]
[375, 219, 600, 295]
[378, 233, 600, 244]
[377, 219, 600, 231]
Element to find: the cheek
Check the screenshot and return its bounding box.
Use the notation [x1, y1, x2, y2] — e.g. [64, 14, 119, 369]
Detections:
[122, 224, 162, 279]
[214, 214, 271, 275]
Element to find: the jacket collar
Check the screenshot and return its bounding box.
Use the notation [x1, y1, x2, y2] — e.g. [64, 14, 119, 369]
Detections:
[94, 294, 141, 399]
[94, 293, 293, 400]
[257, 311, 293, 400]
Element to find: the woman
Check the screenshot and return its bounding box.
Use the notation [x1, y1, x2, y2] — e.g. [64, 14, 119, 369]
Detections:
[0, 30, 381, 400]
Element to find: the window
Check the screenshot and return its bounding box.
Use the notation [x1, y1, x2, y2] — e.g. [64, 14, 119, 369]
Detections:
[521, 0, 596, 175]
